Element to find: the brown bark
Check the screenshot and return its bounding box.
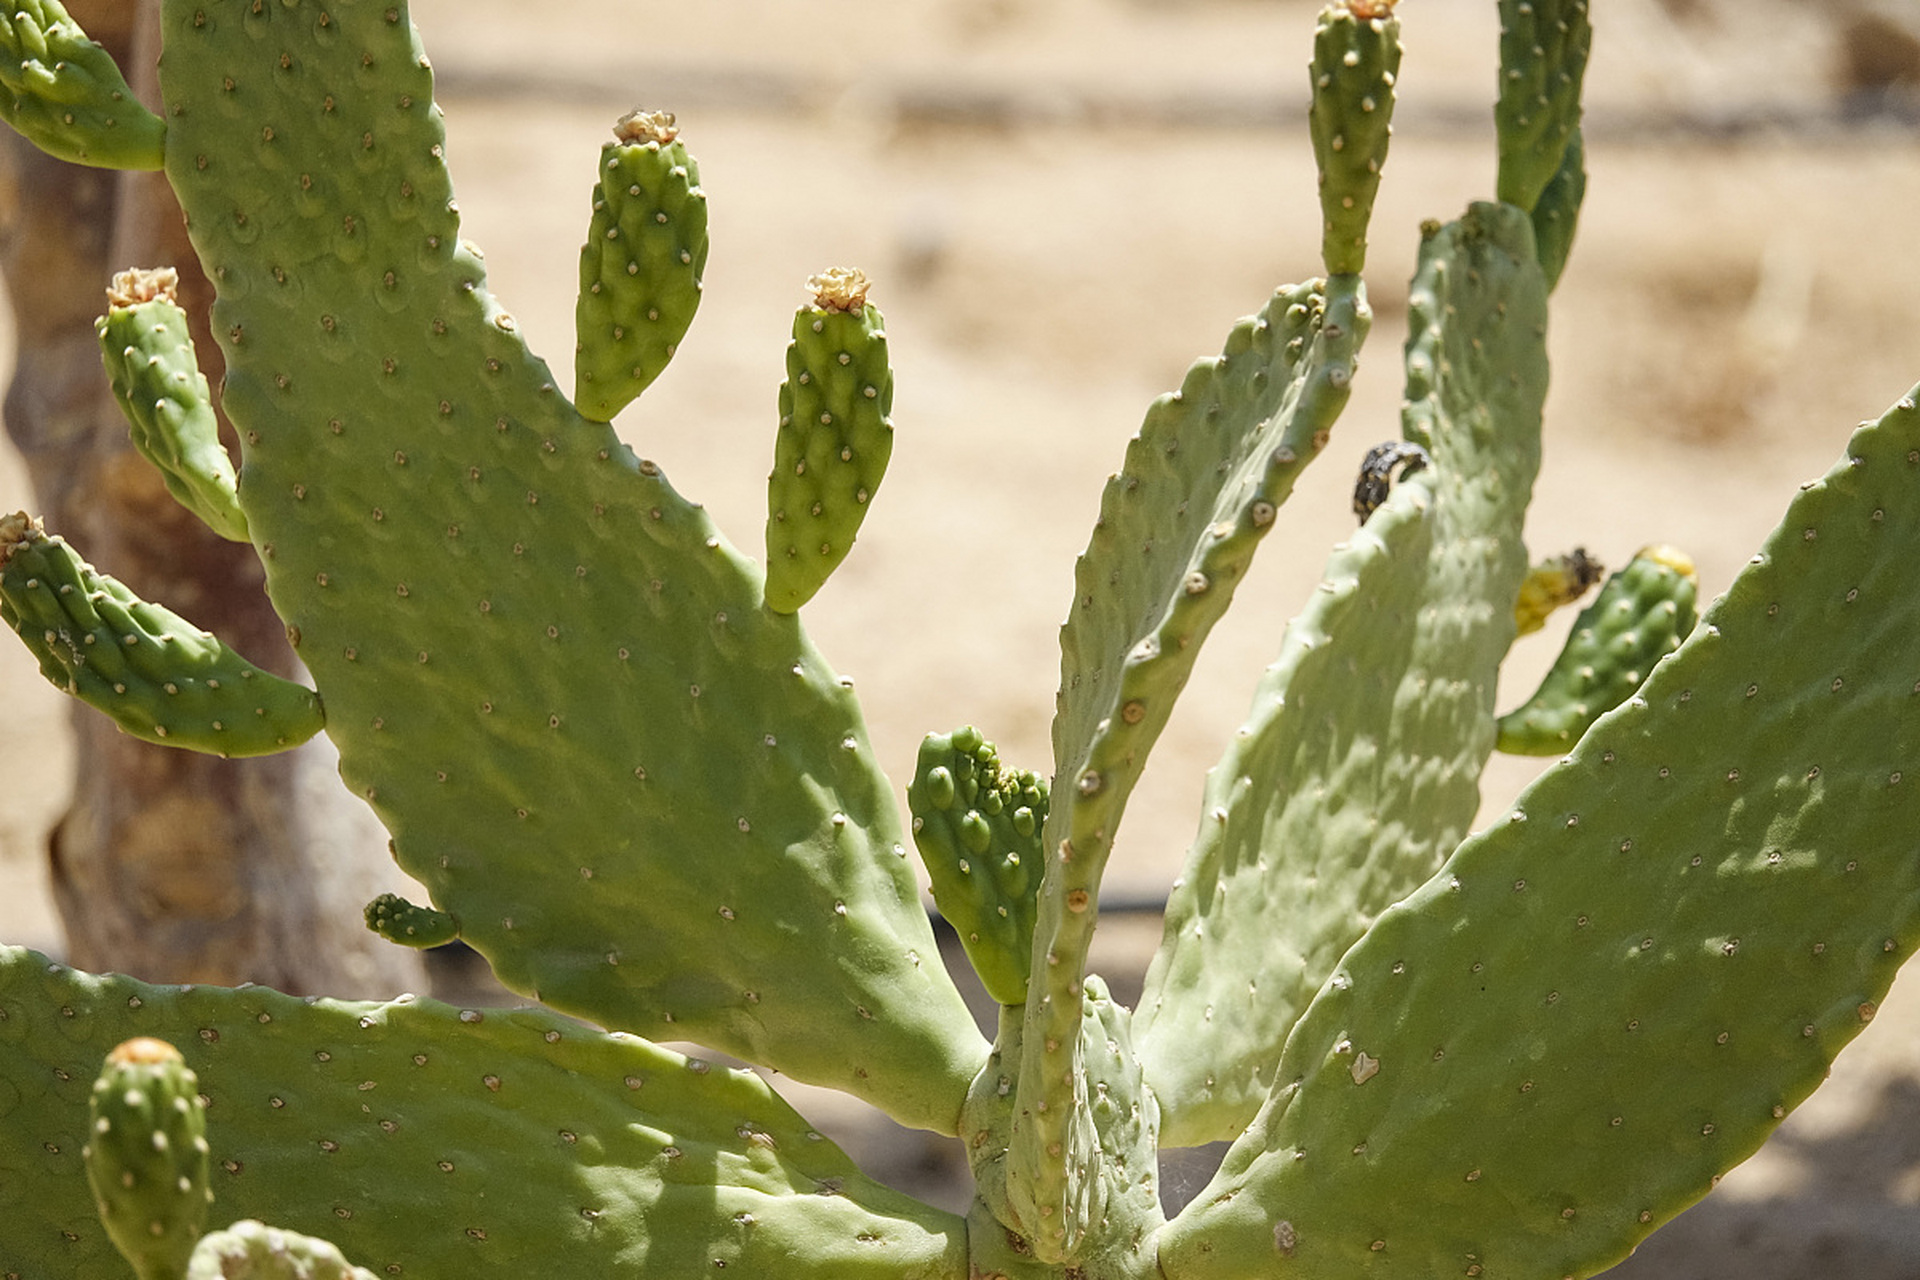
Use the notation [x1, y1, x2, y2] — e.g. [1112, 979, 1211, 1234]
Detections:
[0, 1, 425, 995]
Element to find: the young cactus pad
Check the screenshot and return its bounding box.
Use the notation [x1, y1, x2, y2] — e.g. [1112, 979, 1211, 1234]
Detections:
[764, 268, 896, 614]
[186, 1222, 376, 1280]
[0, 0, 165, 170]
[1309, 0, 1403, 276]
[573, 108, 709, 422]
[0, 514, 325, 758]
[83, 1037, 213, 1280]
[95, 267, 249, 543]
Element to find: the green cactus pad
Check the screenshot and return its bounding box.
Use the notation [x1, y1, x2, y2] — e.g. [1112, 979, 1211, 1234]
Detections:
[1514, 545, 1603, 636]
[0, 945, 969, 1280]
[154, 0, 981, 1131]
[361, 892, 459, 949]
[0, 514, 325, 757]
[83, 1038, 213, 1280]
[1309, 1, 1403, 277]
[97, 268, 249, 543]
[1495, 0, 1592, 214]
[573, 109, 709, 422]
[187, 1221, 375, 1280]
[1499, 545, 1699, 757]
[907, 727, 1049, 1006]
[1028, 272, 1369, 1241]
[963, 978, 1162, 1268]
[0, 0, 165, 170]
[1135, 202, 1548, 1147]
[1531, 126, 1586, 292]
[764, 269, 895, 614]
[1160, 385, 1920, 1280]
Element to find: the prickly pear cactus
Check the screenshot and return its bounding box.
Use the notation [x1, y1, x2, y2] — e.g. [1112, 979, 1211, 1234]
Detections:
[83, 1038, 212, 1280]
[574, 109, 708, 423]
[0, 2, 1917, 1279]
[95, 267, 248, 542]
[1499, 545, 1699, 756]
[908, 727, 1050, 1006]
[187, 1222, 376, 1280]
[0, 0, 164, 170]
[0, 514, 325, 757]
[764, 268, 895, 614]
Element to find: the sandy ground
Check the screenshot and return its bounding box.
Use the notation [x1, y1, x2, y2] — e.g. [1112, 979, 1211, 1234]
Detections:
[4, 0, 1920, 1272]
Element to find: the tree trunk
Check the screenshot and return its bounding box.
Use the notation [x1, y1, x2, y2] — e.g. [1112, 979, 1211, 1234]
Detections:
[0, 1, 425, 996]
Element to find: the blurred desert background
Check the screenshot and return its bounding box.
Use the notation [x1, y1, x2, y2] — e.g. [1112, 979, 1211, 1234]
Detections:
[4, 0, 1920, 1273]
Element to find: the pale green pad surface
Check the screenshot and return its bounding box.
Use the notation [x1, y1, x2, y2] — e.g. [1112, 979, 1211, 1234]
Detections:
[573, 130, 708, 422]
[1498, 548, 1698, 756]
[1135, 202, 1548, 1147]
[0, 0, 165, 169]
[1028, 276, 1367, 1234]
[907, 727, 1049, 1006]
[188, 1221, 375, 1280]
[0, 946, 967, 1279]
[0, 525, 325, 758]
[98, 289, 250, 543]
[1495, 0, 1591, 214]
[154, 0, 982, 1131]
[1159, 387, 1920, 1279]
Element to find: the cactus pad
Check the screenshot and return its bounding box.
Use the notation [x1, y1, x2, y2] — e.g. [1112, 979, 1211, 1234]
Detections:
[0, 944, 969, 1279]
[83, 1037, 213, 1280]
[1530, 126, 1587, 292]
[764, 269, 895, 614]
[187, 1221, 376, 1280]
[361, 892, 459, 950]
[1499, 545, 1699, 756]
[907, 727, 1049, 1006]
[96, 268, 249, 543]
[573, 109, 709, 422]
[1495, 0, 1592, 214]
[1136, 201, 1548, 1147]
[153, 0, 980, 1131]
[0, 0, 165, 170]
[1160, 385, 1920, 1280]
[0, 515, 325, 757]
[1309, 1, 1403, 277]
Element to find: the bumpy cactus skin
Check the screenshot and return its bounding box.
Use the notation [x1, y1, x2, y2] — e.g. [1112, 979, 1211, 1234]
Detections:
[0, 0, 165, 169]
[361, 891, 459, 949]
[187, 1222, 376, 1280]
[1496, 0, 1592, 213]
[0, 516, 325, 757]
[573, 109, 709, 422]
[765, 269, 896, 614]
[908, 727, 1050, 1005]
[83, 1038, 213, 1280]
[1498, 545, 1699, 756]
[96, 268, 248, 543]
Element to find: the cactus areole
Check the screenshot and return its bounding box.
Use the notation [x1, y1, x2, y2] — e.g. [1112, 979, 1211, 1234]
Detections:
[0, 1, 1916, 1278]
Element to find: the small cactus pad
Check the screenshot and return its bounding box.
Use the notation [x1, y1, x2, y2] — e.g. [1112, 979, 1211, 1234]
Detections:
[1499, 545, 1699, 756]
[83, 1037, 212, 1280]
[907, 728, 1049, 1006]
[1530, 126, 1587, 292]
[0, 0, 165, 169]
[764, 269, 895, 614]
[1495, 0, 1592, 213]
[361, 892, 459, 950]
[96, 268, 249, 543]
[1310, 2, 1403, 276]
[0, 517, 324, 757]
[1, 944, 969, 1279]
[1032, 274, 1369, 1226]
[1514, 544, 1604, 636]
[573, 109, 709, 422]
[187, 1221, 376, 1280]
[1160, 386, 1920, 1280]
[1136, 202, 1548, 1147]
[155, 2, 980, 1131]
